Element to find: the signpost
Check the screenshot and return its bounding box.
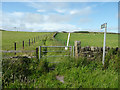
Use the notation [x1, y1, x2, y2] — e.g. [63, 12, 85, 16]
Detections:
[65, 32, 71, 50]
[101, 23, 107, 65]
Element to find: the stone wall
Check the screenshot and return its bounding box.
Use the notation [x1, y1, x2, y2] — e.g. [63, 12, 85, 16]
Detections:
[74, 41, 119, 60]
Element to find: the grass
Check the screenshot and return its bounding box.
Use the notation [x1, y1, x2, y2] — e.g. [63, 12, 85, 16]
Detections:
[55, 32, 118, 47]
[2, 31, 54, 50]
[1, 31, 119, 88]
[2, 31, 57, 58]
[2, 49, 119, 88]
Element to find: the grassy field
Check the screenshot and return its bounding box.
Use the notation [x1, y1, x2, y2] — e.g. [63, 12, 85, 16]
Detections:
[2, 31, 54, 50]
[2, 31, 118, 50]
[55, 32, 118, 47]
[2, 31, 66, 58]
[1, 31, 119, 88]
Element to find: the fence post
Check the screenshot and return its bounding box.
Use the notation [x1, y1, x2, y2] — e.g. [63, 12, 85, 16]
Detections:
[14, 42, 16, 55]
[74, 41, 81, 58]
[70, 46, 72, 56]
[36, 48, 38, 59]
[23, 41, 24, 49]
[32, 38, 33, 44]
[34, 37, 35, 43]
[73, 46, 75, 57]
[39, 46, 41, 61]
[29, 39, 30, 46]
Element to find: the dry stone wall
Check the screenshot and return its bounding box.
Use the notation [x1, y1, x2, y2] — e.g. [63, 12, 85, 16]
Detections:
[74, 41, 119, 60]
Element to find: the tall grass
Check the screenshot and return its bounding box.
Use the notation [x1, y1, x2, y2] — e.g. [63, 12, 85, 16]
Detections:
[2, 49, 119, 88]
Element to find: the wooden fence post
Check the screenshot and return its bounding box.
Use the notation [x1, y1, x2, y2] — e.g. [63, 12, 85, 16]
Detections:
[73, 46, 75, 57]
[36, 48, 38, 59]
[74, 41, 81, 58]
[39, 46, 41, 61]
[29, 39, 30, 46]
[34, 37, 35, 43]
[23, 41, 24, 49]
[32, 38, 33, 44]
[14, 42, 16, 55]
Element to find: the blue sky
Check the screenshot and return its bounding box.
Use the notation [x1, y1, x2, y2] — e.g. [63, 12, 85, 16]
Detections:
[1, 2, 118, 33]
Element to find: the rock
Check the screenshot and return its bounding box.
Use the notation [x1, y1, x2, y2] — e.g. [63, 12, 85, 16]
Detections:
[85, 46, 90, 51]
[81, 47, 85, 52]
[56, 76, 64, 83]
[91, 46, 95, 51]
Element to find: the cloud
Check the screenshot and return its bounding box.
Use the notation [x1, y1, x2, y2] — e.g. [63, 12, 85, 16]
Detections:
[10, 12, 24, 17]
[46, 14, 71, 23]
[55, 9, 66, 13]
[70, 10, 78, 15]
[2, 11, 79, 32]
[23, 13, 44, 24]
[1, 2, 94, 32]
[26, 23, 78, 32]
[37, 9, 46, 12]
[70, 6, 91, 15]
[27, 2, 68, 11]
[28, 2, 92, 15]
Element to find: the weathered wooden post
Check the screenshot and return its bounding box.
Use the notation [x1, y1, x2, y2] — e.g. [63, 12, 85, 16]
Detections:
[29, 39, 30, 46]
[74, 41, 81, 58]
[36, 48, 38, 59]
[39, 46, 41, 61]
[23, 41, 24, 49]
[73, 46, 75, 57]
[32, 38, 33, 45]
[34, 37, 35, 43]
[14, 42, 16, 55]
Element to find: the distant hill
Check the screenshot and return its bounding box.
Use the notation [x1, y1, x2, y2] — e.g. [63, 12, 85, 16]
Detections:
[0, 29, 6, 31]
[73, 31, 119, 34]
[73, 31, 89, 33]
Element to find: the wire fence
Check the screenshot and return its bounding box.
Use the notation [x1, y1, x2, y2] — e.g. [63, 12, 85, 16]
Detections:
[2, 33, 52, 51]
[2, 50, 36, 59]
[2, 32, 72, 60]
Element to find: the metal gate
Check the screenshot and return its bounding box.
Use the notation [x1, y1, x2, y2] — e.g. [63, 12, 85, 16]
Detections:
[38, 46, 74, 61]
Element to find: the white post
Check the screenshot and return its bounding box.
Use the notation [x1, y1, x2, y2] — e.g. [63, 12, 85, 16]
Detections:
[102, 23, 107, 65]
[65, 32, 70, 50]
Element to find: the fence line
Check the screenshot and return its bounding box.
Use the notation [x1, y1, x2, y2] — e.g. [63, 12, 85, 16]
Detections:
[2, 33, 53, 50]
[1, 50, 35, 53]
[3, 56, 36, 59]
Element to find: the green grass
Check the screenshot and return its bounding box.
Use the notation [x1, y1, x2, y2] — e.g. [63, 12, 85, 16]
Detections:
[2, 31, 119, 88]
[2, 31, 57, 58]
[2, 31, 53, 50]
[3, 49, 119, 88]
[55, 33, 118, 47]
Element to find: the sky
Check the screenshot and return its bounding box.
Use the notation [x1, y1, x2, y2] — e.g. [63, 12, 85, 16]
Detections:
[1, 1, 118, 33]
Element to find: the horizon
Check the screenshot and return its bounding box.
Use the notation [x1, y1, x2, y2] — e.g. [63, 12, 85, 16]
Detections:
[0, 29, 119, 34]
